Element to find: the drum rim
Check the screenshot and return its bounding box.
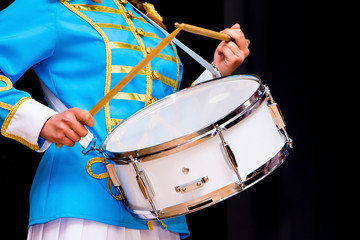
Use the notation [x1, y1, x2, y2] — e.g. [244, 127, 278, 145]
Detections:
[103, 74, 266, 163]
[125, 142, 290, 220]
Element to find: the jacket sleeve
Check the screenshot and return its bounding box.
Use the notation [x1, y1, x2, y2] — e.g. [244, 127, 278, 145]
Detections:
[0, 0, 59, 152]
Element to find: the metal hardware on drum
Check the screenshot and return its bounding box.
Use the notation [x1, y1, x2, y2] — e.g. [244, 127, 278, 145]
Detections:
[101, 75, 293, 221]
[215, 125, 244, 189]
[244, 144, 289, 187]
[80, 138, 129, 201]
[127, 143, 290, 220]
[129, 155, 159, 219]
[265, 86, 293, 148]
[158, 183, 242, 219]
[182, 167, 190, 174]
[175, 176, 209, 193]
[105, 162, 127, 201]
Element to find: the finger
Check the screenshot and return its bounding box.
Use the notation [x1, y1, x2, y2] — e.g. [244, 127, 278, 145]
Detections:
[60, 138, 76, 147]
[63, 128, 81, 145]
[223, 40, 248, 62]
[62, 109, 89, 138]
[73, 108, 95, 128]
[69, 117, 89, 138]
[231, 23, 241, 30]
[220, 43, 237, 64]
[223, 27, 247, 50]
[216, 40, 227, 55]
[220, 24, 240, 34]
[225, 41, 242, 56]
[57, 118, 83, 143]
[228, 40, 250, 60]
[53, 125, 77, 147]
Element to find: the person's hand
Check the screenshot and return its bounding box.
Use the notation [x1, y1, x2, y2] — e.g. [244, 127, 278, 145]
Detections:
[40, 108, 95, 147]
[213, 23, 250, 76]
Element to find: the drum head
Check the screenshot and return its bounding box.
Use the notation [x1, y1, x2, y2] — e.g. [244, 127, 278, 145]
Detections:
[104, 75, 260, 153]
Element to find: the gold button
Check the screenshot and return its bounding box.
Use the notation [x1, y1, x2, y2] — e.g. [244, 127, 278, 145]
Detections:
[119, 0, 128, 4]
[152, 70, 160, 79]
[136, 28, 145, 36]
[146, 96, 157, 106]
[127, 10, 135, 18]
[146, 47, 152, 54]
[150, 97, 157, 104]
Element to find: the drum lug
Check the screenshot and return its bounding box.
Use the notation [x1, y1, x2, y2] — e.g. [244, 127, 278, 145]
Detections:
[265, 86, 293, 148]
[215, 125, 244, 188]
[105, 162, 127, 202]
[129, 156, 159, 218]
[136, 170, 155, 200]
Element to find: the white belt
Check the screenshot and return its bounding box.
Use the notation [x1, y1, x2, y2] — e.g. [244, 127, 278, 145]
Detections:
[132, 4, 222, 78]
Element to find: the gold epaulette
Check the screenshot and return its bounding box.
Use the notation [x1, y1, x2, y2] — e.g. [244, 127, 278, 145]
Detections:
[143, 2, 163, 23]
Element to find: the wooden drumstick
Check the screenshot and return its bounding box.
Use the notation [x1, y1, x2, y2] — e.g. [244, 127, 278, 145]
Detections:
[174, 22, 250, 45]
[56, 26, 184, 148]
[89, 25, 183, 115]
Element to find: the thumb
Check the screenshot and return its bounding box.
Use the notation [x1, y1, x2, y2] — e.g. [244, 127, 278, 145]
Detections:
[231, 23, 241, 29]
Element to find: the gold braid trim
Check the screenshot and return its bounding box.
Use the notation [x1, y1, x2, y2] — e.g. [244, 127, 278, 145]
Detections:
[60, 0, 113, 133]
[0, 75, 13, 92]
[143, 3, 163, 22]
[1, 97, 39, 151]
[86, 157, 109, 179]
[86, 157, 123, 201]
[107, 178, 123, 200]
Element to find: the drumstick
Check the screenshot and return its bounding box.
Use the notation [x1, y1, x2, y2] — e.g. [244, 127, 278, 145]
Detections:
[89, 25, 183, 115]
[56, 26, 184, 148]
[174, 22, 250, 45]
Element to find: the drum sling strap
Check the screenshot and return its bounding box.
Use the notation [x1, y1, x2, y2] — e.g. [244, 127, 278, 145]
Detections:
[131, 3, 222, 78]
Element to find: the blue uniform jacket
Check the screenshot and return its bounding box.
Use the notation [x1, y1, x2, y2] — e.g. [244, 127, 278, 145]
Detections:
[0, 0, 189, 238]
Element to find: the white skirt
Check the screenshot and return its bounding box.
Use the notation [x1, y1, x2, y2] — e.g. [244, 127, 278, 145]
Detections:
[27, 218, 181, 240]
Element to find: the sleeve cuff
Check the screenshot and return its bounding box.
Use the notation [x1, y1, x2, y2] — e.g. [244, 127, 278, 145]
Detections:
[1, 98, 57, 152]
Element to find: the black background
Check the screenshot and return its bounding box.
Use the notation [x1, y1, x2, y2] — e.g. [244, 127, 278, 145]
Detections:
[1, 0, 345, 239]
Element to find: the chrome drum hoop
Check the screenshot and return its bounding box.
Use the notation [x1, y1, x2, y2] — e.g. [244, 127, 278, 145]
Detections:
[125, 142, 290, 220]
[103, 75, 267, 164]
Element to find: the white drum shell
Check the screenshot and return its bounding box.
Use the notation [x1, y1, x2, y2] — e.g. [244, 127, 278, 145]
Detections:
[114, 100, 285, 212]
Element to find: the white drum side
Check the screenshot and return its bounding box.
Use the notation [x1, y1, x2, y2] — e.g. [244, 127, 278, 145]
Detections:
[114, 100, 285, 211]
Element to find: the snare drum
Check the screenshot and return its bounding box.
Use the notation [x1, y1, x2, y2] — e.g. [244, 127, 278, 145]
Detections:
[102, 75, 292, 220]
